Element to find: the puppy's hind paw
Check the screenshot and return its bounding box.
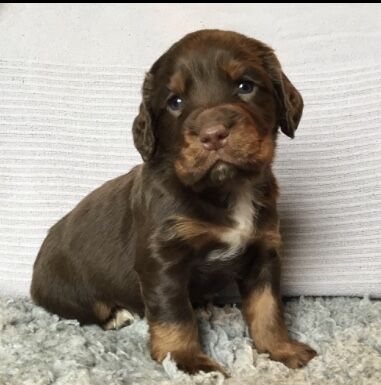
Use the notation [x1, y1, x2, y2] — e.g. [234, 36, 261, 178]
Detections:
[103, 309, 137, 330]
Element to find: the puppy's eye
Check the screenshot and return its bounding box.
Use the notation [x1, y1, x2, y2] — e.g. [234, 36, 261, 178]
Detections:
[237, 80, 255, 94]
[167, 95, 184, 111]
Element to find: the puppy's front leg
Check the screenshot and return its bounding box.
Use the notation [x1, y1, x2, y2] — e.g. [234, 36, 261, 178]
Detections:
[238, 244, 317, 368]
[137, 236, 227, 376]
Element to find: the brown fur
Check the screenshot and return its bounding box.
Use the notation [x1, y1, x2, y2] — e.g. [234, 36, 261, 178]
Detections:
[169, 71, 186, 94]
[242, 286, 288, 352]
[31, 30, 316, 376]
[222, 58, 248, 80]
[93, 301, 112, 322]
[243, 286, 316, 368]
[150, 322, 199, 361]
[150, 322, 228, 376]
[168, 216, 228, 248]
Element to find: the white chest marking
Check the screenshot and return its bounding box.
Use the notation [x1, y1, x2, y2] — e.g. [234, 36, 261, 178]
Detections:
[207, 185, 256, 262]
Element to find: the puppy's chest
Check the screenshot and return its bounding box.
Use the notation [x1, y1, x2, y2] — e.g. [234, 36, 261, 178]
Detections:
[206, 189, 257, 262]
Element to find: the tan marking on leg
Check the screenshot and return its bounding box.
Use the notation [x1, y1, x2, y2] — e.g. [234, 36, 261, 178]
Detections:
[149, 322, 200, 362]
[242, 286, 317, 368]
[103, 309, 136, 330]
[93, 301, 112, 322]
[242, 286, 288, 353]
[149, 322, 228, 376]
[164, 216, 231, 250]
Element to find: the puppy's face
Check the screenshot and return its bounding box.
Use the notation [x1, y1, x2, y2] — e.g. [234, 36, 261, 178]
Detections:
[133, 30, 303, 188]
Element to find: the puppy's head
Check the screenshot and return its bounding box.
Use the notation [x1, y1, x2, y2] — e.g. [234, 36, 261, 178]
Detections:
[133, 30, 303, 188]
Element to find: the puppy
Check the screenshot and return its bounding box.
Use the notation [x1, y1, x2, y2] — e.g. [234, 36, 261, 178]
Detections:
[31, 29, 317, 375]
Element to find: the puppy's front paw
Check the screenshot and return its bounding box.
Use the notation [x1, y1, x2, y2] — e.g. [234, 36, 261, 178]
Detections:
[173, 352, 229, 377]
[270, 340, 317, 368]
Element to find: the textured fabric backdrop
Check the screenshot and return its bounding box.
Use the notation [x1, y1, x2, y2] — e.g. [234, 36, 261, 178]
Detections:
[0, 4, 380, 297]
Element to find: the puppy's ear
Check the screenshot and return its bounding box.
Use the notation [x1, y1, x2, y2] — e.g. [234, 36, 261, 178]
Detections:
[264, 54, 303, 138]
[275, 72, 303, 138]
[132, 73, 155, 162]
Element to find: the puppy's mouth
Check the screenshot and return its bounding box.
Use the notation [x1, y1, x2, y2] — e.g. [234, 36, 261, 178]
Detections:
[174, 143, 263, 188]
[193, 157, 260, 192]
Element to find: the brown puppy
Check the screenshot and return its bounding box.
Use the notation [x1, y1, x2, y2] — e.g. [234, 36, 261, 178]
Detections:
[31, 29, 317, 375]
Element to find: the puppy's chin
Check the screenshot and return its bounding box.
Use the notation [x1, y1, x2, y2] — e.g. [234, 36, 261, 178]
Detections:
[189, 160, 262, 193]
[208, 161, 237, 186]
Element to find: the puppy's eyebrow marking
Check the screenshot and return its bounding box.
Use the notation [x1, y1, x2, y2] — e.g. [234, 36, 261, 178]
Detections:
[221, 59, 247, 80]
[221, 58, 263, 85]
[168, 70, 186, 94]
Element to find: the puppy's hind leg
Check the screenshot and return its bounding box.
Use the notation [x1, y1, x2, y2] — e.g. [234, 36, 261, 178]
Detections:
[95, 303, 138, 330]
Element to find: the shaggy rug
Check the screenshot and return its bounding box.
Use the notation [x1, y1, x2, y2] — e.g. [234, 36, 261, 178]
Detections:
[0, 297, 380, 385]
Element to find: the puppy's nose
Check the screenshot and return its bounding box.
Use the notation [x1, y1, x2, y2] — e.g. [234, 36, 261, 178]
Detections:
[199, 125, 229, 151]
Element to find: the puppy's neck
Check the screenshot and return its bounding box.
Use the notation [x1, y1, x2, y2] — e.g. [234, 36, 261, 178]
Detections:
[195, 165, 272, 207]
[144, 160, 272, 212]
[195, 186, 232, 209]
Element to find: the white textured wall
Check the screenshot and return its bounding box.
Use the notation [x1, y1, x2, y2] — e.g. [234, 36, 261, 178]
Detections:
[0, 4, 380, 297]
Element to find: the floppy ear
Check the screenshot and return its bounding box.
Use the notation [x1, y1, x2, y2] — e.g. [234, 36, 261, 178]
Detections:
[274, 72, 304, 138]
[132, 73, 155, 162]
[263, 53, 304, 138]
